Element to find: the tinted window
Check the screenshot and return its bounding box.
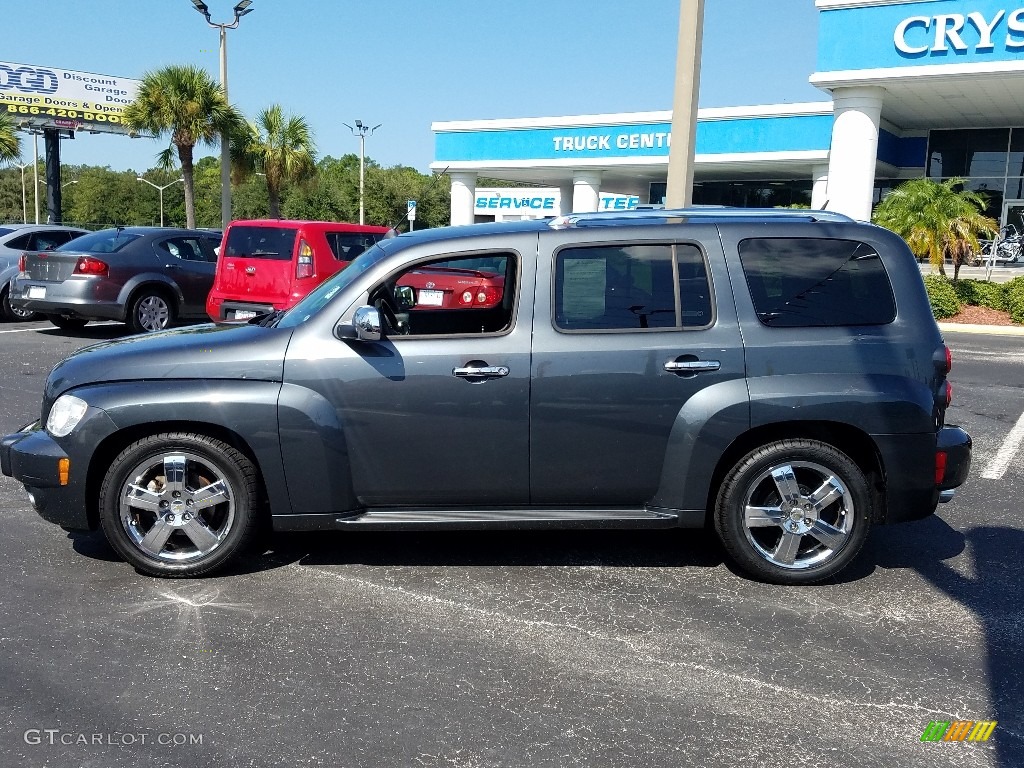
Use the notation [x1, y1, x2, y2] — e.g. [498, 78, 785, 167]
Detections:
[223, 226, 297, 261]
[738, 238, 895, 327]
[0, 227, 14, 237]
[158, 237, 210, 262]
[56, 229, 141, 253]
[6, 233, 32, 249]
[555, 243, 711, 331]
[325, 232, 383, 261]
[31, 231, 73, 250]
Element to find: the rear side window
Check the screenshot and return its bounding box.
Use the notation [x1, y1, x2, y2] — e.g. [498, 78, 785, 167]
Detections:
[554, 243, 712, 331]
[325, 232, 383, 261]
[223, 226, 297, 261]
[738, 238, 895, 327]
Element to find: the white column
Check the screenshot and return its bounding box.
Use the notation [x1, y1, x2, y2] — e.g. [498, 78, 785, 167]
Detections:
[811, 163, 830, 210]
[825, 86, 884, 221]
[558, 181, 575, 215]
[572, 171, 602, 214]
[449, 172, 477, 226]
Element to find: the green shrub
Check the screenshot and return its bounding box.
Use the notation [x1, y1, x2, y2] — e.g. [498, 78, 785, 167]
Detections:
[952, 278, 1007, 311]
[923, 274, 962, 319]
[1004, 276, 1024, 324]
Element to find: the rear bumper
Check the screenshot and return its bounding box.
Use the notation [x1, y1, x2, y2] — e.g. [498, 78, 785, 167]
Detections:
[873, 425, 972, 524]
[10, 279, 124, 321]
[207, 296, 278, 322]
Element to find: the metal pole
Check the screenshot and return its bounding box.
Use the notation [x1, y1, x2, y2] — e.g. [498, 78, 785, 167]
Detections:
[159, 187, 165, 227]
[32, 133, 39, 225]
[665, 0, 705, 208]
[359, 132, 365, 225]
[219, 25, 231, 230]
[16, 163, 29, 224]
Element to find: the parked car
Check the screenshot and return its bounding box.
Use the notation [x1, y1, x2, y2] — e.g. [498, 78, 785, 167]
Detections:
[9, 226, 222, 333]
[0, 224, 90, 321]
[0, 208, 971, 584]
[206, 219, 392, 322]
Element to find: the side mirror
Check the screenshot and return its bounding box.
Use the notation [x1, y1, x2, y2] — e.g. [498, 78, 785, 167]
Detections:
[395, 285, 415, 309]
[350, 305, 382, 341]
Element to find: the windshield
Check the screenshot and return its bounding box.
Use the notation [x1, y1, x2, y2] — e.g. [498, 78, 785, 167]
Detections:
[57, 229, 142, 253]
[276, 241, 393, 328]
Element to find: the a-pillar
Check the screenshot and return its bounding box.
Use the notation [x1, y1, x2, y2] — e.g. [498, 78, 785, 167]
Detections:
[572, 171, 602, 213]
[825, 86, 884, 221]
[449, 171, 477, 226]
[811, 163, 830, 210]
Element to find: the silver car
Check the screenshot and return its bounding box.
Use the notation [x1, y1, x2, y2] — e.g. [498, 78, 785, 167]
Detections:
[0, 224, 89, 321]
[10, 226, 221, 333]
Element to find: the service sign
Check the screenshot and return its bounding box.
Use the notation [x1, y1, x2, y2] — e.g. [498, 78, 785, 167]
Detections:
[0, 61, 141, 136]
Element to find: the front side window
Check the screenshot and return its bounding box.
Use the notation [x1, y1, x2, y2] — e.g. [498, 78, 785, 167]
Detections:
[158, 237, 209, 262]
[738, 238, 895, 327]
[554, 243, 711, 331]
[369, 251, 516, 336]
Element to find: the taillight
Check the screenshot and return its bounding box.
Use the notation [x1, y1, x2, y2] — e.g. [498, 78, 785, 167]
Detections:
[296, 240, 314, 279]
[933, 344, 952, 374]
[18, 253, 26, 272]
[944, 381, 952, 407]
[935, 451, 948, 484]
[476, 286, 501, 306]
[74, 256, 108, 277]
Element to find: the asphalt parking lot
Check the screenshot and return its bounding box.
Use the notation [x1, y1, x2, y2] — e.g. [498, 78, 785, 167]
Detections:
[0, 319, 1021, 768]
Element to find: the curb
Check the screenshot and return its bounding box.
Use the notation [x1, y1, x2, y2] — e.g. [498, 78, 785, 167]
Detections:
[938, 322, 1024, 336]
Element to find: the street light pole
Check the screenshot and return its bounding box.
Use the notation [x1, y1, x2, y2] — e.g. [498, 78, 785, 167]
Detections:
[15, 161, 30, 224]
[344, 120, 380, 225]
[189, 0, 254, 230]
[32, 131, 40, 225]
[137, 177, 185, 227]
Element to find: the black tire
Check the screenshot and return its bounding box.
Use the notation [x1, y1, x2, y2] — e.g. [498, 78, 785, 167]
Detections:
[98, 432, 260, 577]
[47, 314, 89, 330]
[714, 439, 872, 585]
[128, 290, 175, 333]
[1, 286, 40, 321]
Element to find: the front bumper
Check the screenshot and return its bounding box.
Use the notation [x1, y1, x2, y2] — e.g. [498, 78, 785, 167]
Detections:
[1, 408, 119, 530]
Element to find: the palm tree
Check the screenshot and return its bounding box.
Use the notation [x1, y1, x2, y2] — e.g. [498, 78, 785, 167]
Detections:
[872, 178, 997, 279]
[231, 105, 316, 219]
[0, 112, 21, 164]
[122, 64, 242, 228]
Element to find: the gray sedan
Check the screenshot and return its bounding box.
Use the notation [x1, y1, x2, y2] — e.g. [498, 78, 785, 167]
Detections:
[0, 224, 89, 321]
[10, 227, 221, 333]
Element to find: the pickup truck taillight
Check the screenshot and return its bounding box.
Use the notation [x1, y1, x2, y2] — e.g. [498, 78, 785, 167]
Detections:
[296, 240, 314, 279]
[74, 256, 109, 277]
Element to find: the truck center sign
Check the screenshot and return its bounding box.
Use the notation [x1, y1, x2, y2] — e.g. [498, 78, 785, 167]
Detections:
[0, 61, 140, 136]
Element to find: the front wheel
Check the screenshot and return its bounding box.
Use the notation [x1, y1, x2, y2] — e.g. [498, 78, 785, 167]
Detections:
[714, 439, 872, 585]
[98, 433, 260, 577]
[128, 291, 174, 333]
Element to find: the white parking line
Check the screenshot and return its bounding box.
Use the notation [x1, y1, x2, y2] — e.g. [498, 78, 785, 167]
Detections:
[0, 322, 120, 335]
[982, 410, 1024, 480]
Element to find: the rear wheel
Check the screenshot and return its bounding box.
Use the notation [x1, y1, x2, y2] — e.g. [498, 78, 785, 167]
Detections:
[714, 439, 872, 584]
[47, 314, 89, 330]
[128, 290, 175, 333]
[98, 432, 259, 577]
[1, 286, 39, 321]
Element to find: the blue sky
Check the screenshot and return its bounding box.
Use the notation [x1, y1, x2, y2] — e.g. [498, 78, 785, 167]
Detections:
[4, 0, 824, 174]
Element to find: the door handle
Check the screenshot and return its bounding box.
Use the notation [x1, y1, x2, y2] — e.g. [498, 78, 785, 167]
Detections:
[664, 359, 721, 373]
[452, 365, 510, 379]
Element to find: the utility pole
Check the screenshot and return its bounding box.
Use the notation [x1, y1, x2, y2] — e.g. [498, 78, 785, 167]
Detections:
[665, 0, 705, 208]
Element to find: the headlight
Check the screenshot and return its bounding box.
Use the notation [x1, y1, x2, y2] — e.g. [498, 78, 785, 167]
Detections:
[46, 395, 88, 437]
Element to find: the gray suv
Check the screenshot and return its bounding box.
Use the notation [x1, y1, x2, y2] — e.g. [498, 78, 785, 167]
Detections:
[0, 208, 972, 584]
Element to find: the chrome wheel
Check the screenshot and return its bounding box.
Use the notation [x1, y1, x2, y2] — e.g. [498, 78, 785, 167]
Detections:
[132, 293, 171, 332]
[741, 461, 854, 570]
[100, 433, 259, 577]
[119, 451, 235, 564]
[715, 439, 872, 584]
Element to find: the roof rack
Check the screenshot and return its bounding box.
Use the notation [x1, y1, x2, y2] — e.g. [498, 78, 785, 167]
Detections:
[547, 207, 855, 229]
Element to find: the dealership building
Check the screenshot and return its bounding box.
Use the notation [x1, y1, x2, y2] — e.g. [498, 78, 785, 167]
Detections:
[432, 0, 1024, 230]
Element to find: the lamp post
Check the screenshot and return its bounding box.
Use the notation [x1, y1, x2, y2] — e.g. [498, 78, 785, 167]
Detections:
[189, 0, 255, 230]
[344, 120, 380, 225]
[14, 161, 30, 224]
[137, 177, 185, 227]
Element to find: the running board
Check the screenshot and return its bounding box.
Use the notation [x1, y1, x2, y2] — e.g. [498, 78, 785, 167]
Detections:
[332, 507, 681, 531]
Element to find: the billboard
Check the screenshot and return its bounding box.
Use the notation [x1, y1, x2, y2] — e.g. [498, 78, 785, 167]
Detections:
[0, 61, 141, 136]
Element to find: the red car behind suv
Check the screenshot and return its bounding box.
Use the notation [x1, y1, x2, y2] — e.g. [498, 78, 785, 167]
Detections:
[206, 219, 392, 321]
